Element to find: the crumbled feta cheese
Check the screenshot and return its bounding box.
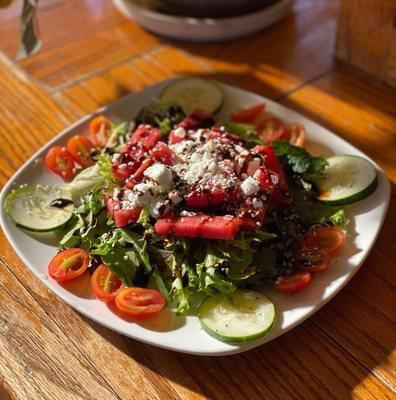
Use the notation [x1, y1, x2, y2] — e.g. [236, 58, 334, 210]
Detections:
[173, 127, 186, 138]
[240, 177, 261, 196]
[144, 163, 173, 188]
[111, 153, 122, 163]
[271, 174, 280, 185]
[133, 182, 158, 205]
[168, 190, 182, 205]
[252, 198, 263, 209]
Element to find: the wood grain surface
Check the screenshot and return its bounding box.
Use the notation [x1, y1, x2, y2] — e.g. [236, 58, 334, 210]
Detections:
[0, 1, 395, 399]
[336, 0, 396, 88]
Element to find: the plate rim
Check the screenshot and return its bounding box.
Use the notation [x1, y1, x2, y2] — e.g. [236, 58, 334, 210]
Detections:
[0, 78, 391, 355]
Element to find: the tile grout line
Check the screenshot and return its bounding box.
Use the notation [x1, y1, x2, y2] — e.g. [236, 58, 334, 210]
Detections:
[0, 256, 124, 400]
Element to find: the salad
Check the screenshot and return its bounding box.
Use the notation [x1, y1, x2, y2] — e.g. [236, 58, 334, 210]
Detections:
[3, 78, 378, 343]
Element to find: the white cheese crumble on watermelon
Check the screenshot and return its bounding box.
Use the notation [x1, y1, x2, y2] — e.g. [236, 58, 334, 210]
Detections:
[106, 123, 288, 239]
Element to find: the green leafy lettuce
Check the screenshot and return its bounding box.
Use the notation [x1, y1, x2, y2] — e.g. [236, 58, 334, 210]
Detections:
[92, 229, 151, 286]
[136, 100, 185, 135]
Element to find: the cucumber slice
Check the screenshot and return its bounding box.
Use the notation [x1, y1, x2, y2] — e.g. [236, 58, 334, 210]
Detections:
[199, 290, 275, 342]
[4, 185, 74, 232]
[160, 77, 224, 115]
[315, 155, 378, 206]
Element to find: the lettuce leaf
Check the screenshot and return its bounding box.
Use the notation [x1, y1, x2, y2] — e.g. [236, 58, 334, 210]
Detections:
[91, 229, 151, 286]
[290, 189, 349, 229]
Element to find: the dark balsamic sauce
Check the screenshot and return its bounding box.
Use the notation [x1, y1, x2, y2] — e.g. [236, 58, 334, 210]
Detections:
[50, 198, 74, 208]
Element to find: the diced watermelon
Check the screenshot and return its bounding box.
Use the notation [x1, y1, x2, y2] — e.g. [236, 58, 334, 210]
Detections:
[237, 200, 268, 230]
[201, 216, 240, 240]
[130, 125, 161, 150]
[168, 131, 185, 145]
[172, 214, 209, 237]
[179, 109, 215, 130]
[122, 144, 146, 161]
[112, 162, 137, 183]
[186, 191, 209, 209]
[209, 186, 229, 206]
[154, 218, 174, 236]
[152, 142, 176, 165]
[105, 197, 117, 219]
[238, 215, 260, 230]
[155, 214, 239, 239]
[251, 145, 287, 186]
[133, 157, 153, 183]
[256, 167, 279, 195]
[106, 197, 142, 227]
[113, 207, 142, 228]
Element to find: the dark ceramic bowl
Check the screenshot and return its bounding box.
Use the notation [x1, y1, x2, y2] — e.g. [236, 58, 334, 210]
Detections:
[135, 0, 279, 18]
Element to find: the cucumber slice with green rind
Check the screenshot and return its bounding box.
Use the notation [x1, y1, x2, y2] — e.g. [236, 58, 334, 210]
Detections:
[4, 184, 74, 232]
[160, 77, 224, 115]
[315, 155, 378, 206]
[199, 290, 275, 342]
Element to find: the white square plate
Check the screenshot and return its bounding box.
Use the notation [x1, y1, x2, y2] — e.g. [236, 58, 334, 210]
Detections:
[0, 79, 390, 355]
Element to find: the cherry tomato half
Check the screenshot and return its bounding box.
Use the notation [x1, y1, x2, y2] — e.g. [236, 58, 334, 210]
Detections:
[301, 226, 346, 256]
[295, 245, 331, 275]
[115, 287, 165, 317]
[89, 115, 111, 148]
[230, 104, 265, 123]
[91, 264, 122, 303]
[275, 271, 312, 294]
[258, 117, 286, 143]
[286, 123, 306, 148]
[45, 146, 75, 181]
[48, 248, 89, 283]
[67, 135, 95, 168]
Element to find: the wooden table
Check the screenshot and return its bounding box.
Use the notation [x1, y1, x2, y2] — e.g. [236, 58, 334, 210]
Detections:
[0, 1, 395, 399]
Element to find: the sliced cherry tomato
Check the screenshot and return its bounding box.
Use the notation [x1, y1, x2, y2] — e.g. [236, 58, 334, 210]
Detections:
[286, 123, 306, 148]
[115, 287, 165, 317]
[91, 264, 122, 303]
[275, 271, 312, 294]
[295, 245, 331, 275]
[45, 146, 75, 181]
[67, 135, 95, 168]
[230, 104, 265, 123]
[48, 248, 89, 283]
[89, 115, 111, 148]
[301, 226, 346, 256]
[258, 117, 286, 143]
